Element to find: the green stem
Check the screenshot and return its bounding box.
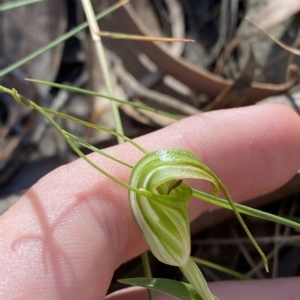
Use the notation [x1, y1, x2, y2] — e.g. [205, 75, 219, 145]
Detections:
[141, 252, 156, 300]
[180, 258, 217, 300]
[0, 86, 147, 154]
[65, 132, 133, 168]
[6, 87, 151, 198]
[192, 189, 300, 230]
[43, 106, 147, 153]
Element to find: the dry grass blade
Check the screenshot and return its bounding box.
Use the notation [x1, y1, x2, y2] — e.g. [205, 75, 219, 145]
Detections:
[96, 31, 194, 43]
[80, 0, 125, 143]
[246, 17, 300, 56]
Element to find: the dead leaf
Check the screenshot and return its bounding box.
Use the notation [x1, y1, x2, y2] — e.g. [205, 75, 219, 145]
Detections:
[205, 48, 257, 110]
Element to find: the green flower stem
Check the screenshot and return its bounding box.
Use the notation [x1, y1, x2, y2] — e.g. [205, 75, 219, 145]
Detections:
[44, 107, 146, 153]
[141, 252, 156, 300]
[180, 258, 216, 300]
[3, 86, 149, 197]
[64, 132, 133, 168]
[0, 86, 147, 154]
[192, 189, 300, 230]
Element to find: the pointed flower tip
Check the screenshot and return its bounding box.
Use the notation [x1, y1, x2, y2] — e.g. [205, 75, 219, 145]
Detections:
[265, 265, 269, 273]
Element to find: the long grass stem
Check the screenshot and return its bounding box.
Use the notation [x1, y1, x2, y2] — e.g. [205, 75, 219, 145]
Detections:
[81, 0, 125, 143]
[0, 1, 126, 76]
[0, 0, 43, 12]
[27, 79, 181, 121]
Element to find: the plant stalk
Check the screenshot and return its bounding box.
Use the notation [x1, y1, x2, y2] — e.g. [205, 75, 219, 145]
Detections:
[180, 258, 216, 300]
[81, 0, 125, 143]
[141, 252, 156, 300]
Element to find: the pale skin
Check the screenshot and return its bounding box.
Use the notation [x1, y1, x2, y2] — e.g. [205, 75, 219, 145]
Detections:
[0, 104, 300, 300]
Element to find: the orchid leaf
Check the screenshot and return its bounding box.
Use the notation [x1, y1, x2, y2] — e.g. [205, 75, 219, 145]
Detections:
[118, 278, 218, 300]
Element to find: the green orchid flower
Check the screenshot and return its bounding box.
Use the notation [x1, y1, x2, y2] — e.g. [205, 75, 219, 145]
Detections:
[129, 147, 267, 300]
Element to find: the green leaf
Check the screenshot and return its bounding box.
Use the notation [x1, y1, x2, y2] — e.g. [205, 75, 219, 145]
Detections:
[118, 278, 218, 300]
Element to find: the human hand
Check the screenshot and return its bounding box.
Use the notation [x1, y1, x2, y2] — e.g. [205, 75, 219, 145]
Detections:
[0, 104, 299, 300]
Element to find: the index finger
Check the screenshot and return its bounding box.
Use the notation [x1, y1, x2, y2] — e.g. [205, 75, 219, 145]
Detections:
[0, 104, 299, 299]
